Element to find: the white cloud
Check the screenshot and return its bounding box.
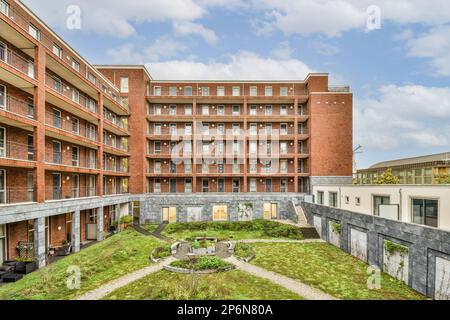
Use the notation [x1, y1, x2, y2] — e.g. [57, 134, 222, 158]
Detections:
[355, 84, 450, 151]
[146, 50, 313, 80]
[406, 25, 450, 76]
[173, 22, 218, 45]
[271, 41, 293, 59]
[308, 39, 340, 56]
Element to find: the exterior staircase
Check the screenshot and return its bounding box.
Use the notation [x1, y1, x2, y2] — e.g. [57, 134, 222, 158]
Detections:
[278, 204, 321, 239]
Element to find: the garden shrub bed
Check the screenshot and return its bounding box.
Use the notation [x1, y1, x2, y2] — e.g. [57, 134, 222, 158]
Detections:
[163, 220, 303, 241]
[234, 243, 256, 262]
[150, 245, 172, 262]
[168, 256, 234, 273]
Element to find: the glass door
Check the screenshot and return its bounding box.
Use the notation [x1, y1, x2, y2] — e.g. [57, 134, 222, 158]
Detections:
[53, 173, 61, 200]
[0, 126, 5, 157]
[0, 85, 5, 109]
[232, 179, 240, 193]
[0, 224, 6, 265]
[0, 169, 5, 204]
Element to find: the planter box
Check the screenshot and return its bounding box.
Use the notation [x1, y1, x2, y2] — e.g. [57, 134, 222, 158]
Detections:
[15, 261, 37, 275]
[56, 245, 72, 257]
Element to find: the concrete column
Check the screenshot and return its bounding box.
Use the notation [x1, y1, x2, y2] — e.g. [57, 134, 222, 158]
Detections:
[71, 210, 80, 252]
[34, 217, 46, 268]
[97, 207, 104, 241]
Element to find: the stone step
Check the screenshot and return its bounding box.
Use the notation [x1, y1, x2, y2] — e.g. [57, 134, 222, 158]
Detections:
[300, 227, 321, 239]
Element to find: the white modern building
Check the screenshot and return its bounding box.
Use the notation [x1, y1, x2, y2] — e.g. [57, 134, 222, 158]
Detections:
[312, 184, 450, 231]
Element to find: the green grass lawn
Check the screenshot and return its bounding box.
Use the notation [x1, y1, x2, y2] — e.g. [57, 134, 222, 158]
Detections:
[250, 242, 426, 300]
[141, 224, 160, 233]
[0, 229, 164, 300]
[161, 220, 303, 241]
[104, 269, 303, 300]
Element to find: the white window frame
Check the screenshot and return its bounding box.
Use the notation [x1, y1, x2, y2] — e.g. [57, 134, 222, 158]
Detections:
[169, 86, 177, 96]
[153, 86, 162, 96]
[0, 84, 6, 109]
[184, 179, 193, 193]
[202, 105, 209, 115]
[71, 117, 80, 134]
[280, 87, 288, 97]
[249, 105, 257, 116]
[154, 179, 161, 193]
[169, 105, 177, 116]
[120, 77, 129, 94]
[280, 160, 288, 173]
[0, 0, 10, 16]
[280, 105, 288, 116]
[280, 123, 288, 135]
[232, 105, 240, 116]
[184, 105, 192, 115]
[265, 86, 273, 97]
[71, 59, 80, 72]
[52, 44, 62, 59]
[249, 86, 257, 97]
[249, 160, 257, 174]
[154, 123, 162, 135]
[184, 86, 193, 96]
[249, 178, 257, 192]
[0, 169, 6, 204]
[232, 86, 240, 97]
[217, 86, 225, 96]
[154, 105, 162, 115]
[184, 123, 192, 135]
[265, 105, 272, 116]
[280, 142, 288, 155]
[0, 126, 5, 158]
[154, 160, 161, 174]
[217, 105, 225, 116]
[249, 123, 257, 135]
[28, 24, 40, 40]
[72, 88, 80, 104]
[201, 87, 210, 96]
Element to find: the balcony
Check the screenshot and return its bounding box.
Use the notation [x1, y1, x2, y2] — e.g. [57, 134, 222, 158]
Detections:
[103, 140, 129, 156]
[0, 46, 36, 92]
[103, 114, 129, 135]
[328, 86, 350, 93]
[45, 111, 99, 147]
[0, 186, 35, 205]
[103, 164, 129, 175]
[0, 140, 35, 167]
[47, 186, 97, 201]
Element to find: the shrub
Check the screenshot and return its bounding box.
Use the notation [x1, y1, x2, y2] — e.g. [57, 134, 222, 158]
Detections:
[152, 245, 172, 259]
[170, 256, 231, 271]
[234, 243, 255, 259]
[120, 216, 132, 224]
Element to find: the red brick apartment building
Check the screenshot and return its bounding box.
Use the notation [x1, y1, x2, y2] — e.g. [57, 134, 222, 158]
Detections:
[0, 0, 352, 267]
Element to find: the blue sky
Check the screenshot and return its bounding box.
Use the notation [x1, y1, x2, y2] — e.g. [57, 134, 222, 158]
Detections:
[23, 0, 450, 169]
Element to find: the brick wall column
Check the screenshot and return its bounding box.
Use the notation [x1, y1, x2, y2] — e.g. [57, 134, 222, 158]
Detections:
[294, 96, 299, 193]
[34, 44, 46, 202]
[71, 210, 80, 252]
[192, 98, 197, 193]
[243, 96, 248, 192]
[34, 217, 46, 268]
[96, 206, 104, 241]
[97, 93, 104, 196]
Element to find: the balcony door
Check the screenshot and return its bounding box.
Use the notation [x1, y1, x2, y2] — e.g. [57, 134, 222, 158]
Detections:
[0, 224, 5, 265]
[0, 84, 5, 109]
[265, 179, 272, 192]
[0, 126, 5, 157]
[52, 141, 61, 164]
[169, 179, 176, 193]
[53, 108, 61, 128]
[71, 174, 79, 198]
[0, 42, 6, 63]
[53, 173, 61, 200]
[232, 179, 240, 193]
[0, 169, 5, 204]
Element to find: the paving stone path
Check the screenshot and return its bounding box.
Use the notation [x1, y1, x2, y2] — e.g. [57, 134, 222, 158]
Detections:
[237, 239, 325, 244]
[225, 256, 337, 300]
[74, 256, 176, 300]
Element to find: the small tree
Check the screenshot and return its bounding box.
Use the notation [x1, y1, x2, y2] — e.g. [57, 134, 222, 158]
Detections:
[374, 168, 399, 184]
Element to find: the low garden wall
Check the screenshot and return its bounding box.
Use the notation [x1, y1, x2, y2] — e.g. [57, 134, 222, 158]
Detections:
[302, 202, 450, 300]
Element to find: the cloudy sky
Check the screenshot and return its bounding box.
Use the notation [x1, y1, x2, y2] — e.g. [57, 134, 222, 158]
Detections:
[23, 0, 450, 169]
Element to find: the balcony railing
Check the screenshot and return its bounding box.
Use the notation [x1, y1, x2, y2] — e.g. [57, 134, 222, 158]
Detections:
[0, 187, 35, 205]
[0, 140, 35, 161]
[103, 113, 129, 131]
[328, 86, 350, 93]
[0, 46, 35, 78]
[45, 153, 98, 170]
[46, 73, 98, 113]
[103, 140, 129, 153]
[45, 111, 98, 142]
[103, 164, 129, 173]
[47, 186, 97, 201]
[0, 94, 35, 119]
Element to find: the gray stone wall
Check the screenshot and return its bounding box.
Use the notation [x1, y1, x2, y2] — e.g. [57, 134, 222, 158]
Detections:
[138, 193, 304, 224]
[302, 202, 450, 299]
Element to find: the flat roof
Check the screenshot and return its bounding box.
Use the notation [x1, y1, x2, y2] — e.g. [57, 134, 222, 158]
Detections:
[364, 152, 450, 170]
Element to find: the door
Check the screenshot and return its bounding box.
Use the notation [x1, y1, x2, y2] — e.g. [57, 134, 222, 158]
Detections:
[218, 179, 225, 193]
[53, 141, 61, 164]
[0, 126, 5, 157]
[280, 179, 288, 192]
[271, 203, 278, 219]
[169, 207, 177, 223]
[162, 207, 169, 222]
[53, 173, 61, 200]
[53, 109, 61, 127]
[232, 179, 240, 193]
[263, 203, 278, 219]
[133, 201, 140, 225]
[265, 179, 272, 192]
[0, 41, 6, 62]
[0, 169, 5, 204]
[170, 179, 176, 193]
[0, 85, 5, 109]
[0, 224, 6, 265]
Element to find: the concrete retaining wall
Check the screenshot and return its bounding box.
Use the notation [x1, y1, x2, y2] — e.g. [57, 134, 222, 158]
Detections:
[302, 202, 450, 300]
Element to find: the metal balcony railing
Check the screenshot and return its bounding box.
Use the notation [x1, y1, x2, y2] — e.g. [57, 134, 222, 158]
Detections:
[0, 140, 35, 161]
[0, 94, 35, 119]
[48, 186, 97, 201]
[0, 45, 34, 78]
[45, 111, 98, 142]
[0, 187, 35, 205]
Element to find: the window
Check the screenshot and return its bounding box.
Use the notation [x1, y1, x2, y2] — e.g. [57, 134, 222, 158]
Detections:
[250, 105, 257, 116]
[249, 141, 257, 154]
[232, 179, 240, 193]
[0, 169, 4, 204]
[201, 87, 210, 96]
[280, 123, 288, 135]
[120, 77, 129, 93]
[154, 123, 162, 135]
[265, 86, 273, 97]
[53, 108, 61, 128]
[218, 179, 225, 193]
[280, 142, 288, 154]
[233, 160, 240, 174]
[213, 205, 228, 221]
[154, 161, 161, 174]
[154, 86, 161, 96]
[202, 143, 210, 154]
[71, 117, 79, 134]
[217, 161, 224, 174]
[185, 124, 192, 135]
[202, 105, 209, 115]
[412, 198, 438, 228]
[356, 197, 361, 206]
[280, 105, 288, 116]
[27, 97, 34, 118]
[71, 174, 79, 198]
[329, 192, 338, 208]
[154, 141, 161, 154]
[202, 161, 209, 173]
[232, 105, 240, 115]
[52, 44, 62, 58]
[280, 179, 288, 192]
[52, 77, 62, 93]
[202, 123, 210, 135]
[169, 105, 177, 116]
[0, 127, 4, 158]
[0, 85, 5, 108]
[27, 135, 34, 160]
[184, 105, 192, 115]
[265, 123, 272, 135]
[71, 88, 80, 104]
[71, 59, 80, 72]
[216, 141, 224, 155]
[28, 24, 40, 40]
[249, 123, 257, 135]
[170, 161, 176, 174]
[249, 160, 257, 174]
[217, 86, 225, 96]
[87, 73, 96, 85]
[184, 179, 192, 193]
[71, 146, 79, 166]
[373, 195, 390, 216]
[265, 105, 272, 115]
[184, 86, 192, 96]
[154, 105, 162, 115]
[345, 196, 350, 204]
[280, 87, 288, 96]
[87, 98, 97, 112]
[232, 123, 240, 135]
[265, 179, 272, 192]
[52, 173, 62, 199]
[169, 86, 177, 96]
[154, 179, 161, 193]
[185, 161, 192, 173]
[232, 86, 240, 96]
[0, 224, 5, 264]
[317, 191, 324, 205]
[0, 0, 9, 16]
[250, 179, 257, 192]
[250, 86, 257, 97]
[265, 161, 272, 173]
[202, 179, 209, 193]
[280, 160, 288, 173]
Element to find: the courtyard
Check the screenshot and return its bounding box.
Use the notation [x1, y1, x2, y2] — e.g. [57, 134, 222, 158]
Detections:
[0, 221, 426, 300]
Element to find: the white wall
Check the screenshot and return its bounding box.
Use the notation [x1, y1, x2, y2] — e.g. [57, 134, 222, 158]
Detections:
[312, 185, 450, 231]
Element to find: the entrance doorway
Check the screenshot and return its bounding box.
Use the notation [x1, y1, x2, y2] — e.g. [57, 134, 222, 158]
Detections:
[162, 207, 177, 223]
[263, 203, 278, 220]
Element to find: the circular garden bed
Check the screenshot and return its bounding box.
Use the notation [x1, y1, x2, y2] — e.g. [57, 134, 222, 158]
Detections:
[164, 256, 235, 274]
